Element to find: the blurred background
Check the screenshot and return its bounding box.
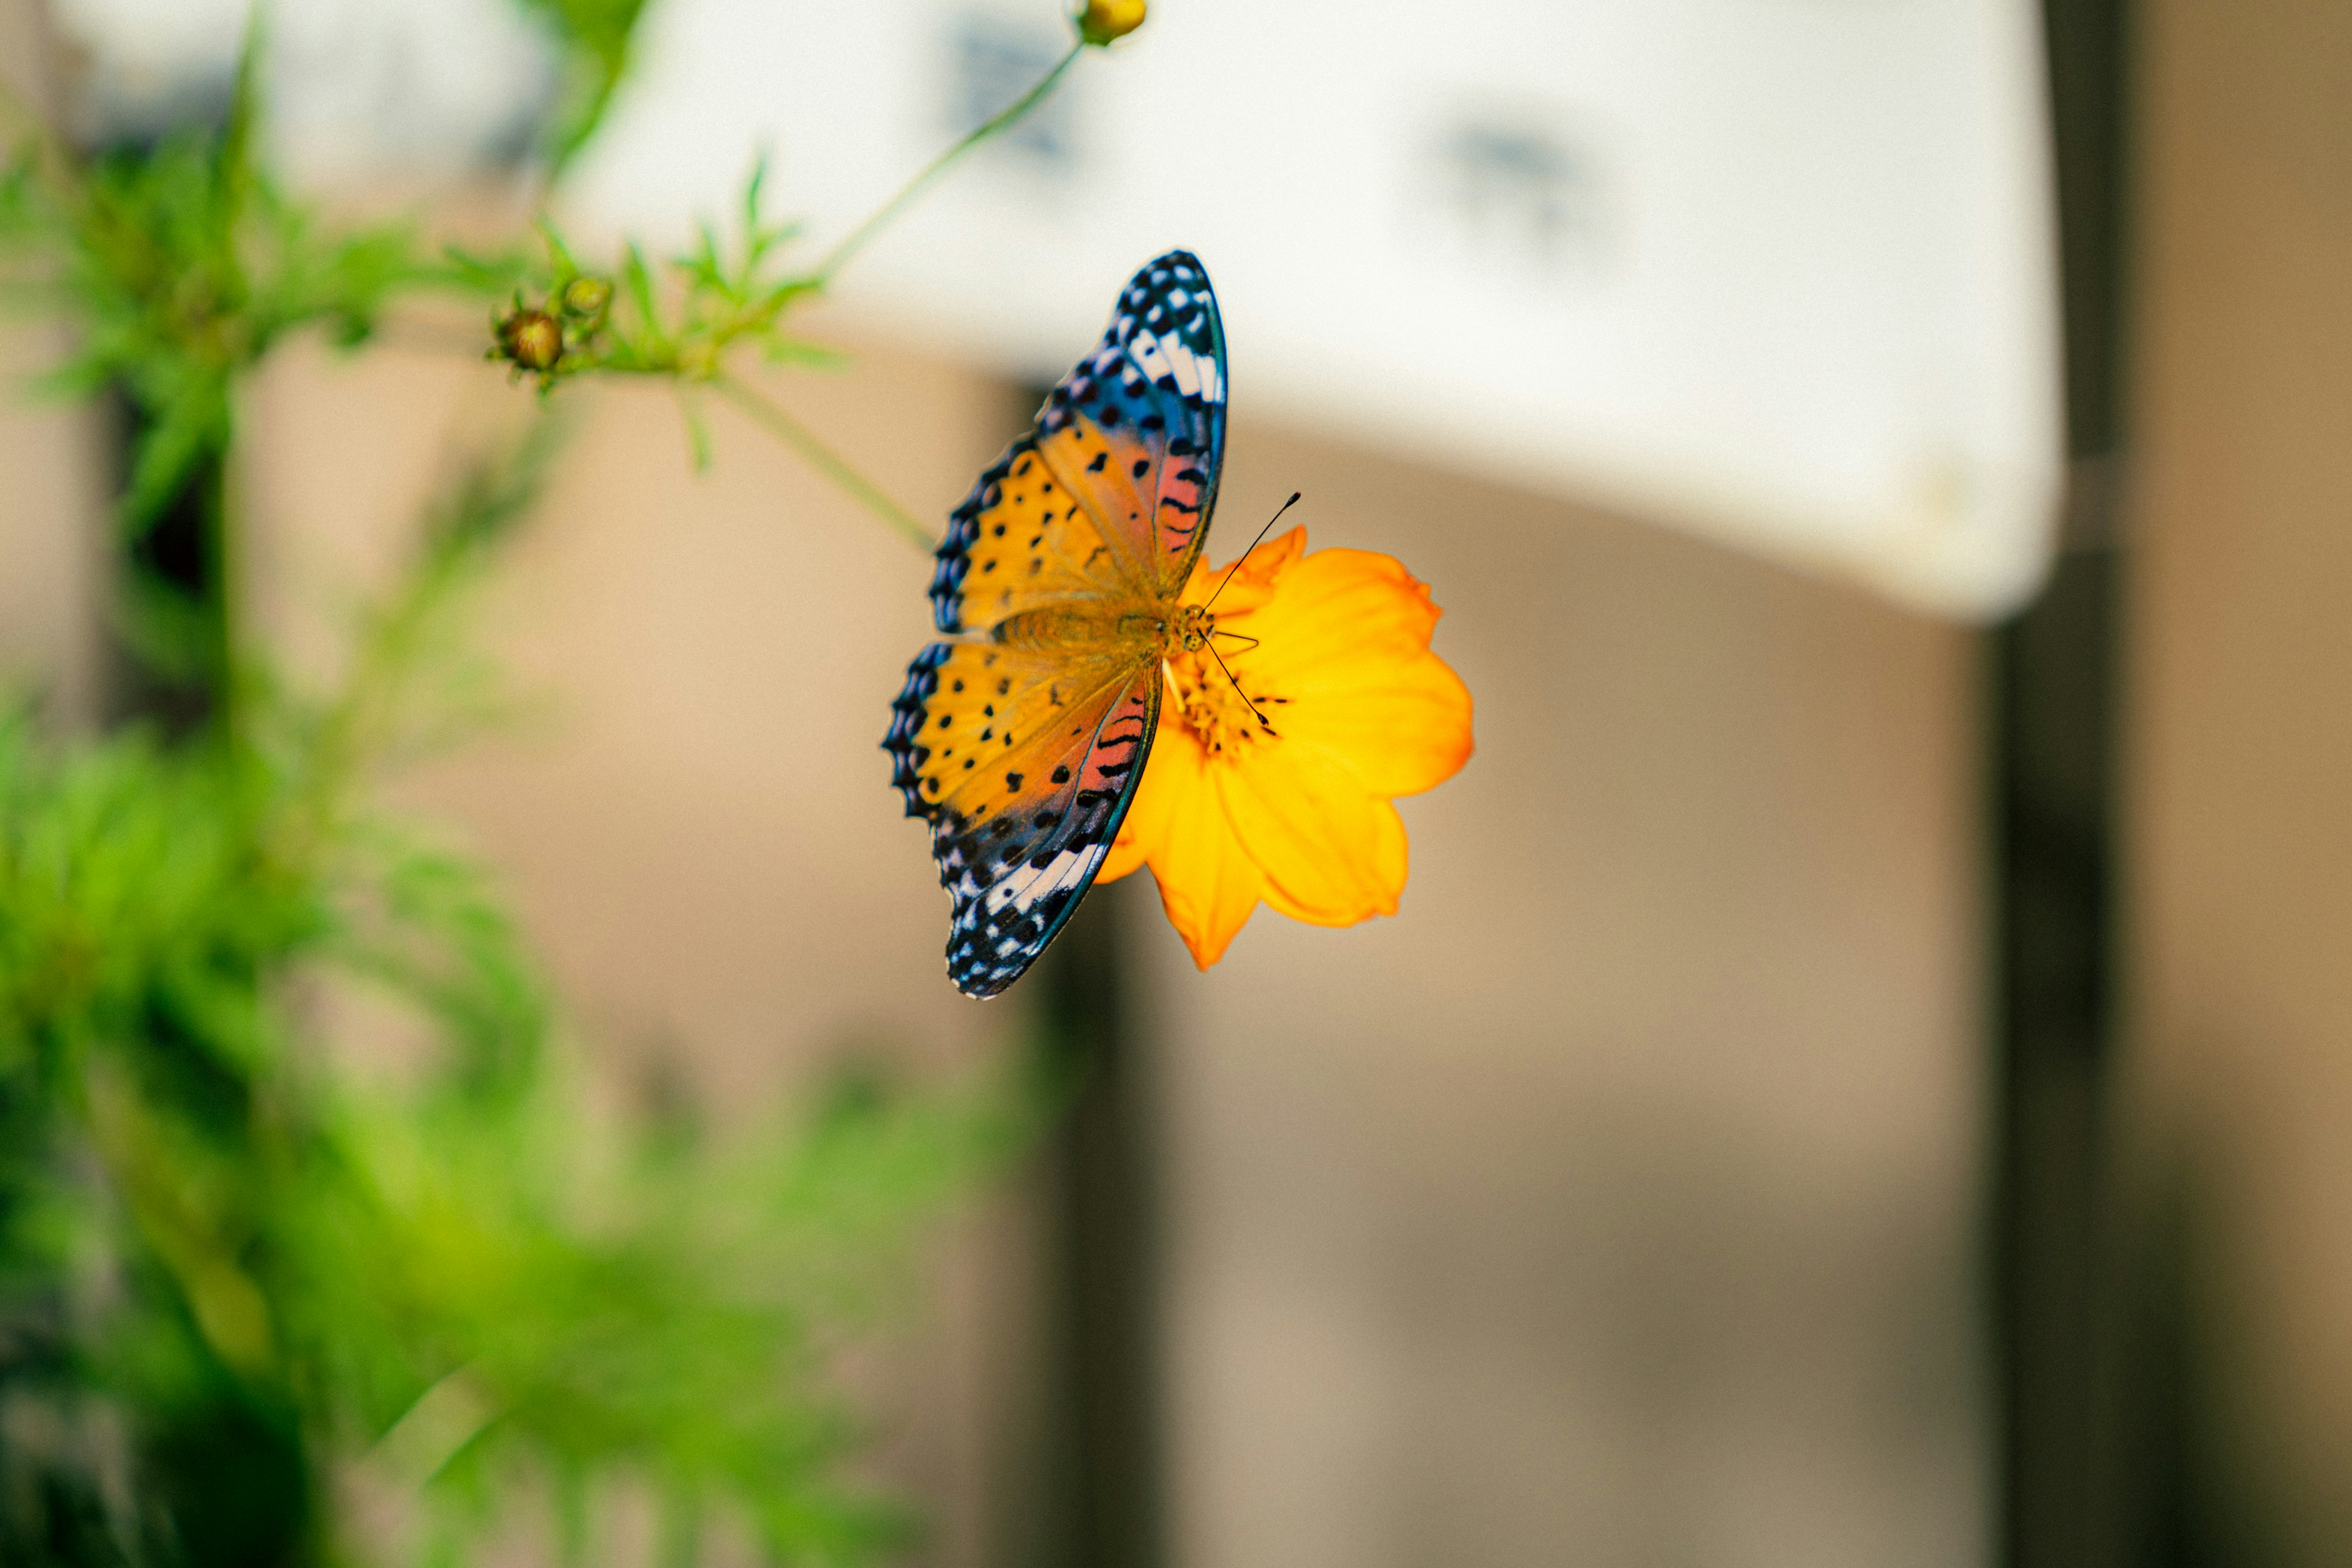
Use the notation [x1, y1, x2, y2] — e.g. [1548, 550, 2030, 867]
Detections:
[1, 0, 2348, 1565]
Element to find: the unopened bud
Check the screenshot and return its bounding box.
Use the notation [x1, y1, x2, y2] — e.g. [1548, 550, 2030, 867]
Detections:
[560, 275, 612, 322]
[1075, 0, 1145, 46]
[497, 307, 564, 372]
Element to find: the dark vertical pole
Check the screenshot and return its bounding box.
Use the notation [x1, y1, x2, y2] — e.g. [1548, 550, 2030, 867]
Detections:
[108, 394, 233, 730]
[1992, 540, 2121, 1568]
[1992, 2, 2131, 1565]
[1028, 879, 1164, 1568]
[997, 380, 1163, 1568]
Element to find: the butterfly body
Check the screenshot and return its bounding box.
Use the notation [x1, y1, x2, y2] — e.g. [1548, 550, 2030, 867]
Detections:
[989, 599, 1213, 657]
[885, 251, 1228, 997]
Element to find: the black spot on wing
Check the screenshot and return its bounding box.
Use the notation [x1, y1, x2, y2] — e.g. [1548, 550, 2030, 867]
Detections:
[930, 437, 1035, 633]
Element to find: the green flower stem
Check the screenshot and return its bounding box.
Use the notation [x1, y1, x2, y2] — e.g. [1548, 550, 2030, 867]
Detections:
[809, 40, 1084, 287]
[712, 374, 937, 552]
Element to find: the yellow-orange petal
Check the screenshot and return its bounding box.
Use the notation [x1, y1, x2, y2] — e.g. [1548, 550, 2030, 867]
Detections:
[1229, 546, 1440, 674]
[1108, 530, 1466, 964]
[1178, 524, 1306, 616]
[1095, 832, 1149, 886]
[1215, 736, 1408, 927]
[1220, 548, 1472, 799]
[1112, 722, 1267, 966]
[1265, 652, 1473, 799]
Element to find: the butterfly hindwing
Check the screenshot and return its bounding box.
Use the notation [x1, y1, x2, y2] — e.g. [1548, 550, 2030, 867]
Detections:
[886, 641, 1161, 997]
[892, 251, 1226, 997]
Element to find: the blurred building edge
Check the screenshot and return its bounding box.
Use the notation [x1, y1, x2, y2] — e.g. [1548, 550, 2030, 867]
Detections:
[0, 0, 109, 732]
[1990, 0, 2132, 1564]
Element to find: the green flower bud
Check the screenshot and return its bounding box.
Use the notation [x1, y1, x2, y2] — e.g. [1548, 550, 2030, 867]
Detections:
[560, 274, 613, 323]
[1075, 0, 1145, 46]
[496, 307, 564, 372]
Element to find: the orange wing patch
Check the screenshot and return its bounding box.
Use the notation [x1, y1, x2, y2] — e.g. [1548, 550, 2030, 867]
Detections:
[930, 437, 1139, 635]
[1036, 413, 1215, 602]
[903, 641, 1142, 823]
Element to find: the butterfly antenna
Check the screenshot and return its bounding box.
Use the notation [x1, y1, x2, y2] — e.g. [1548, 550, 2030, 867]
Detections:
[1205, 638, 1278, 735]
[1202, 492, 1301, 612]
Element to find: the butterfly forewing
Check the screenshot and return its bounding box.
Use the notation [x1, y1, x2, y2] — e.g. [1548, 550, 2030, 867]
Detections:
[1035, 252, 1226, 598]
[930, 251, 1227, 633]
[889, 250, 1228, 997]
[928, 436, 1132, 635]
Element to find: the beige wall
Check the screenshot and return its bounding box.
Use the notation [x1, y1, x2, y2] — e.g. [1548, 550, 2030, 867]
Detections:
[1152, 424, 1986, 1567]
[2127, 0, 2352, 1553]
[0, 0, 107, 729]
[236, 300, 1988, 1563]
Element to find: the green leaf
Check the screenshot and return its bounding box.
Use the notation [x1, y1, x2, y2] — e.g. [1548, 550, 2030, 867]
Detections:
[761, 334, 849, 371]
[680, 394, 714, 473]
[621, 240, 660, 342]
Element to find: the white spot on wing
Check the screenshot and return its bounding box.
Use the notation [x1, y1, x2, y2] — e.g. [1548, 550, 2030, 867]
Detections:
[1128, 329, 1207, 398]
[1129, 333, 1174, 388]
[998, 845, 1107, 914]
[1197, 356, 1223, 404]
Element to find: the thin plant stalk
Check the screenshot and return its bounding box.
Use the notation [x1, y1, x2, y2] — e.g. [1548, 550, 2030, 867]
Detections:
[714, 375, 937, 552]
[809, 41, 1082, 286]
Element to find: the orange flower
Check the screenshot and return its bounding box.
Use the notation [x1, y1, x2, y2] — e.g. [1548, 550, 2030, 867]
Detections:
[1097, 526, 1473, 967]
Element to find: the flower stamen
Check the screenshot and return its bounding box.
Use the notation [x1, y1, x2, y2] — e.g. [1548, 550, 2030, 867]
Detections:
[1205, 639, 1278, 736]
[1168, 646, 1280, 758]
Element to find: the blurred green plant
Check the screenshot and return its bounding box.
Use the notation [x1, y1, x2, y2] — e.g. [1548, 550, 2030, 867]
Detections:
[0, 51, 445, 711]
[0, 2, 1118, 1564]
[511, 0, 658, 173]
[0, 421, 1046, 1567]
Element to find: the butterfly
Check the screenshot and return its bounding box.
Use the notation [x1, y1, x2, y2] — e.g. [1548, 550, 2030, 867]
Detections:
[884, 251, 1228, 997]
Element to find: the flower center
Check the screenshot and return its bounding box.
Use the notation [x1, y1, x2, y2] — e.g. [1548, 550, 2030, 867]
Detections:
[1167, 644, 1277, 760]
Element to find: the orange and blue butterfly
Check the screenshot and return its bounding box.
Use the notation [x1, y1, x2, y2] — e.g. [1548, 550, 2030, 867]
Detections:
[885, 251, 1229, 997]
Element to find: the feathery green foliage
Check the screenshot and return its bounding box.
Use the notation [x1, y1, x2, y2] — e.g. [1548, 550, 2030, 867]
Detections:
[480, 6, 1121, 543]
[470, 165, 829, 398]
[0, 427, 1046, 1567]
[0, 4, 1111, 1560]
[0, 55, 470, 697]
